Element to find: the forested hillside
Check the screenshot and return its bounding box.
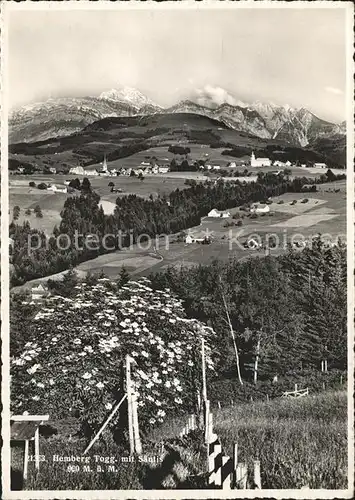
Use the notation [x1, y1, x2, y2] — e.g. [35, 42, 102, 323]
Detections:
[150, 238, 347, 382]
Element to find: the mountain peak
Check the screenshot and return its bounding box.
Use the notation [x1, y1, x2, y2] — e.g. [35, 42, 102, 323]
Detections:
[99, 86, 160, 109]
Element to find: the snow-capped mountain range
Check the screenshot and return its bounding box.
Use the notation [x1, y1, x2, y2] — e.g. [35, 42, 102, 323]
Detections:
[9, 86, 345, 146]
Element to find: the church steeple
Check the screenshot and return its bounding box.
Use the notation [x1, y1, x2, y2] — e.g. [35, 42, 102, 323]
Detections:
[102, 154, 108, 172]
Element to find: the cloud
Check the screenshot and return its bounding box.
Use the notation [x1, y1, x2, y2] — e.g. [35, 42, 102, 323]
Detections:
[193, 85, 246, 108]
[324, 86, 343, 95]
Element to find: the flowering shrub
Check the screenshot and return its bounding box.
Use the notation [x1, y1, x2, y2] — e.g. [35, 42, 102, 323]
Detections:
[11, 278, 215, 433]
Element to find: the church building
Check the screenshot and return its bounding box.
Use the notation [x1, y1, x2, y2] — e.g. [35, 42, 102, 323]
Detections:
[250, 152, 272, 168]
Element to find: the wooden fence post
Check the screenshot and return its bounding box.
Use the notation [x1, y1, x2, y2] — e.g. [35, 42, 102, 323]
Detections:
[240, 463, 248, 489]
[208, 439, 222, 487]
[236, 462, 247, 489]
[222, 456, 232, 489]
[232, 443, 238, 488]
[340, 375, 343, 385]
[34, 427, 40, 470]
[132, 392, 142, 455]
[201, 338, 207, 404]
[254, 460, 261, 488]
[204, 400, 210, 443]
[294, 383, 298, 393]
[126, 355, 135, 455]
[218, 401, 221, 409]
[23, 439, 29, 480]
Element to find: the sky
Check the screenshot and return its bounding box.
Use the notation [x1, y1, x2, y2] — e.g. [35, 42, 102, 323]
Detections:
[8, 6, 348, 123]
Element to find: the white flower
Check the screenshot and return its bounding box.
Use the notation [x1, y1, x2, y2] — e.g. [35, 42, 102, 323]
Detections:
[23, 411, 29, 416]
[188, 360, 194, 367]
[141, 351, 149, 358]
[32, 396, 40, 401]
[169, 319, 176, 324]
[96, 382, 104, 389]
[157, 409, 166, 417]
[49, 379, 54, 386]
[105, 403, 113, 410]
[174, 397, 182, 404]
[82, 372, 92, 379]
[149, 418, 156, 424]
[73, 339, 82, 345]
[164, 381, 171, 388]
[37, 382, 45, 388]
[155, 400, 162, 407]
[27, 364, 41, 375]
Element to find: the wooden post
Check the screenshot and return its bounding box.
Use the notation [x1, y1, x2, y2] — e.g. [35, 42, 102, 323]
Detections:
[232, 443, 238, 488]
[236, 462, 248, 489]
[322, 382, 325, 391]
[266, 394, 269, 402]
[23, 439, 29, 480]
[126, 355, 135, 455]
[213, 442, 222, 487]
[250, 396, 253, 402]
[324, 359, 328, 372]
[84, 394, 127, 454]
[231, 400, 234, 407]
[240, 463, 248, 489]
[340, 375, 343, 385]
[218, 401, 221, 409]
[204, 400, 210, 443]
[132, 392, 142, 455]
[294, 383, 298, 393]
[254, 460, 261, 488]
[222, 456, 231, 489]
[201, 338, 207, 404]
[321, 360, 324, 372]
[34, 426, 40, 470]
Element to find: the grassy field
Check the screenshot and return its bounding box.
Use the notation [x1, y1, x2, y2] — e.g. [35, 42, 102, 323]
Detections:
[9, 182, 72, 235]
[11, 390, 348, 490]
[148, 390, 348, 490]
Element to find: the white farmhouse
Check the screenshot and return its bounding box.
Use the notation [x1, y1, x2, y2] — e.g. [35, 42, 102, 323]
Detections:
[208, 208, 231, 218]
[250, 152, 272, 168]
[158, 166, 170, 174]
[212, 165, 221, 171]
[47, 184, 68, 194]
[69, 166, 86, 175]
[314, 162, 327, 169]
[250, 203, 270, 214]
[85, 169, 99, 176]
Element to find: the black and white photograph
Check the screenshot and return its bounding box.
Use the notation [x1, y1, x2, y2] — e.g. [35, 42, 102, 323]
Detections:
[1, 1, 354, 497]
